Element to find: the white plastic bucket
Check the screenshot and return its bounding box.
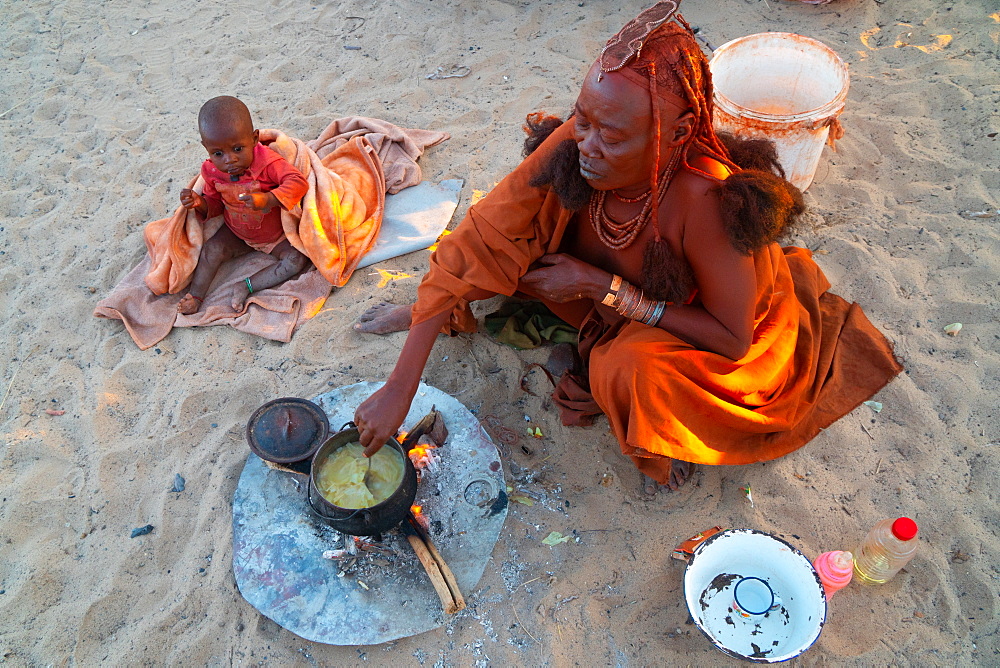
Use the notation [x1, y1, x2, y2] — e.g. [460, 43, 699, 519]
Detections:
[709, 32, 849, 191]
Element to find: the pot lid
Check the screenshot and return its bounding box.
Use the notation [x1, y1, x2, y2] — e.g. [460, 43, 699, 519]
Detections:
[246, 397, 330, 464]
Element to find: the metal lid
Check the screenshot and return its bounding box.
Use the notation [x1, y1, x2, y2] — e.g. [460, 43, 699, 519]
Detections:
[246, 397, 330, 464]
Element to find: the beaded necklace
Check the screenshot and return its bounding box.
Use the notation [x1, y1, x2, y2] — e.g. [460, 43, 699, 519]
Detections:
[588, 146, 682, 250]
[611, 188, 651, 203]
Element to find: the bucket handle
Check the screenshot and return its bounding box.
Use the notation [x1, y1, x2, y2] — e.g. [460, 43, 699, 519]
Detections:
[809, 115, 845, 150]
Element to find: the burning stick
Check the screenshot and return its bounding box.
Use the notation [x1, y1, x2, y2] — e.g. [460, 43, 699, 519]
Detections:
[403, 506, 466, 614]
[400, 407, 446, 450]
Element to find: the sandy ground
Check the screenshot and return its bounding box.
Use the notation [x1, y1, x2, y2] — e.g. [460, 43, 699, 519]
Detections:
[1, 0, 998, 665]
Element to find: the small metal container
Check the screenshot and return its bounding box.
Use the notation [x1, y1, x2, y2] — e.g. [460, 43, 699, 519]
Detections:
[246, 397, 330, 464]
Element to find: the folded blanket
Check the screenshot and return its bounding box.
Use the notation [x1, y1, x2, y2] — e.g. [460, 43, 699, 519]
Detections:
[308, 117, 451, 195]
[94, 251, 332, 350]
[96, 117, 449, 348]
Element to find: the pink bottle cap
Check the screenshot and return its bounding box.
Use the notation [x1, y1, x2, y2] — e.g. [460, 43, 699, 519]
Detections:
[892, 517, 918, 541]
[828, 550, 853, 575]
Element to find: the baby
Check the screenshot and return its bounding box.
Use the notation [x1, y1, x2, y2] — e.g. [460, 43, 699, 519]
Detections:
[177, 96, 310, 314]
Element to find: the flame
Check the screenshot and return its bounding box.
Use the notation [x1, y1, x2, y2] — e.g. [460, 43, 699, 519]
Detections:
[409, 442, 436, 459]
[410, 504, 430, 532]
[408, 440, 440, 474]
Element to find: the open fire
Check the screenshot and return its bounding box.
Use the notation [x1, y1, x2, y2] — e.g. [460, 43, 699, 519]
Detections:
[408, 438, 440, 473]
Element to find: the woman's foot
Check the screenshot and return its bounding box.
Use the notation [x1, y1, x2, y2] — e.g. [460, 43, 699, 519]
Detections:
[354, 302, 412, 334]
[641, 459, 696, 495]
[177, 293, 202, 315]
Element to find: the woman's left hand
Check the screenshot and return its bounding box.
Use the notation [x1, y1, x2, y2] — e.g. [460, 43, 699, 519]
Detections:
[519, 254, 609, 303]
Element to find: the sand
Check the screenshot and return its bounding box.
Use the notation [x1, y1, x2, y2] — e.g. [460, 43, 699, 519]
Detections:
[1, 0, 998, 664]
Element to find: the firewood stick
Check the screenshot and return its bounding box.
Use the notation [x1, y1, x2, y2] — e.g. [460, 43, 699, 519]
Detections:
[400, 407, 440, 451]
[405, 534, 458, 614]
[418, 531, 466, 611]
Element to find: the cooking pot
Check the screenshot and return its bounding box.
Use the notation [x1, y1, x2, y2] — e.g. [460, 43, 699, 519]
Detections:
[307, 422, 417, 537]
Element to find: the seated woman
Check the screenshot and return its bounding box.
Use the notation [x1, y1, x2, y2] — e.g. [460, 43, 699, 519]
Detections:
[352, 2, 901, 492]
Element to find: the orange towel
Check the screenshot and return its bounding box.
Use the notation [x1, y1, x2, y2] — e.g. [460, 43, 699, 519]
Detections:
[307, 116, 452, 195]
[94, 251, 332, 350]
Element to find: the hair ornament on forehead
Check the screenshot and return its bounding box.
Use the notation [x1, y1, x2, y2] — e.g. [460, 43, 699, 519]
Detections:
[599, 0, 680, 75]
[593, 0, 737, 182]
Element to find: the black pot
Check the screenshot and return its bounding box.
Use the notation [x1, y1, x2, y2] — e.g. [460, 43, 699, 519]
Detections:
[307, 423, 417, 537]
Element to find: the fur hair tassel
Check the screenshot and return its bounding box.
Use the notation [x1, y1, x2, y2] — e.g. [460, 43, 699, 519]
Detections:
[716, 170, 805, 255]
[642, 237, 694, 303]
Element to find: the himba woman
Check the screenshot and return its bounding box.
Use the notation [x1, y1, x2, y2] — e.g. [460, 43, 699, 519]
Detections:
[353, 1, 901, 492]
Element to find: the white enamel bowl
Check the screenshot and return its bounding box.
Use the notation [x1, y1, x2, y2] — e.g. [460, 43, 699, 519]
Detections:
[683, 529, 827, 663]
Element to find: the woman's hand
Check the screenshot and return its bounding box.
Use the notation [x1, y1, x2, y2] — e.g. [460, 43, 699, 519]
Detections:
[354, 382, 413, 457]
[519, 254, 609, 303]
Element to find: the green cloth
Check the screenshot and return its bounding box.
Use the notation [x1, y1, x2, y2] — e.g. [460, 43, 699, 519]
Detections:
[484, 301, 578, 350]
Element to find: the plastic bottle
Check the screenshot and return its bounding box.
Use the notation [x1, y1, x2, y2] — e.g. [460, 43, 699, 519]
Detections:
[813, 550, 854, 599]
[853, 517, 919, 585]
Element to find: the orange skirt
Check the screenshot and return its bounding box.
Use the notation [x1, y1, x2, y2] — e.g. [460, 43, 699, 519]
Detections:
[548, 246, 902, 484]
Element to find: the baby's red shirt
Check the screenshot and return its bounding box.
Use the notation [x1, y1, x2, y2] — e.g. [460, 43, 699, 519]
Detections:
[201, 143, 308, 246]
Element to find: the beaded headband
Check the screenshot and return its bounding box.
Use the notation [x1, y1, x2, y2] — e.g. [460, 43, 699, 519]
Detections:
[598, 1, 689, 110]
[600, 1, 680, 73]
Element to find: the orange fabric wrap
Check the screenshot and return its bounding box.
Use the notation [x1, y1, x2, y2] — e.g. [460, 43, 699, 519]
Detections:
[412, 121, 902, 478]
[586, 245, 902, 471]
[143, 173, 214, 297]
[413, 122, 577, 333]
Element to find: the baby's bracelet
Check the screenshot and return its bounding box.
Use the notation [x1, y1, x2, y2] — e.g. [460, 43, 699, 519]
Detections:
[246, 277, 254, 294]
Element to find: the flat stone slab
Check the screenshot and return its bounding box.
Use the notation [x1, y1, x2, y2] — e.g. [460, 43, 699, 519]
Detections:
[232, 382, 507, 645]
